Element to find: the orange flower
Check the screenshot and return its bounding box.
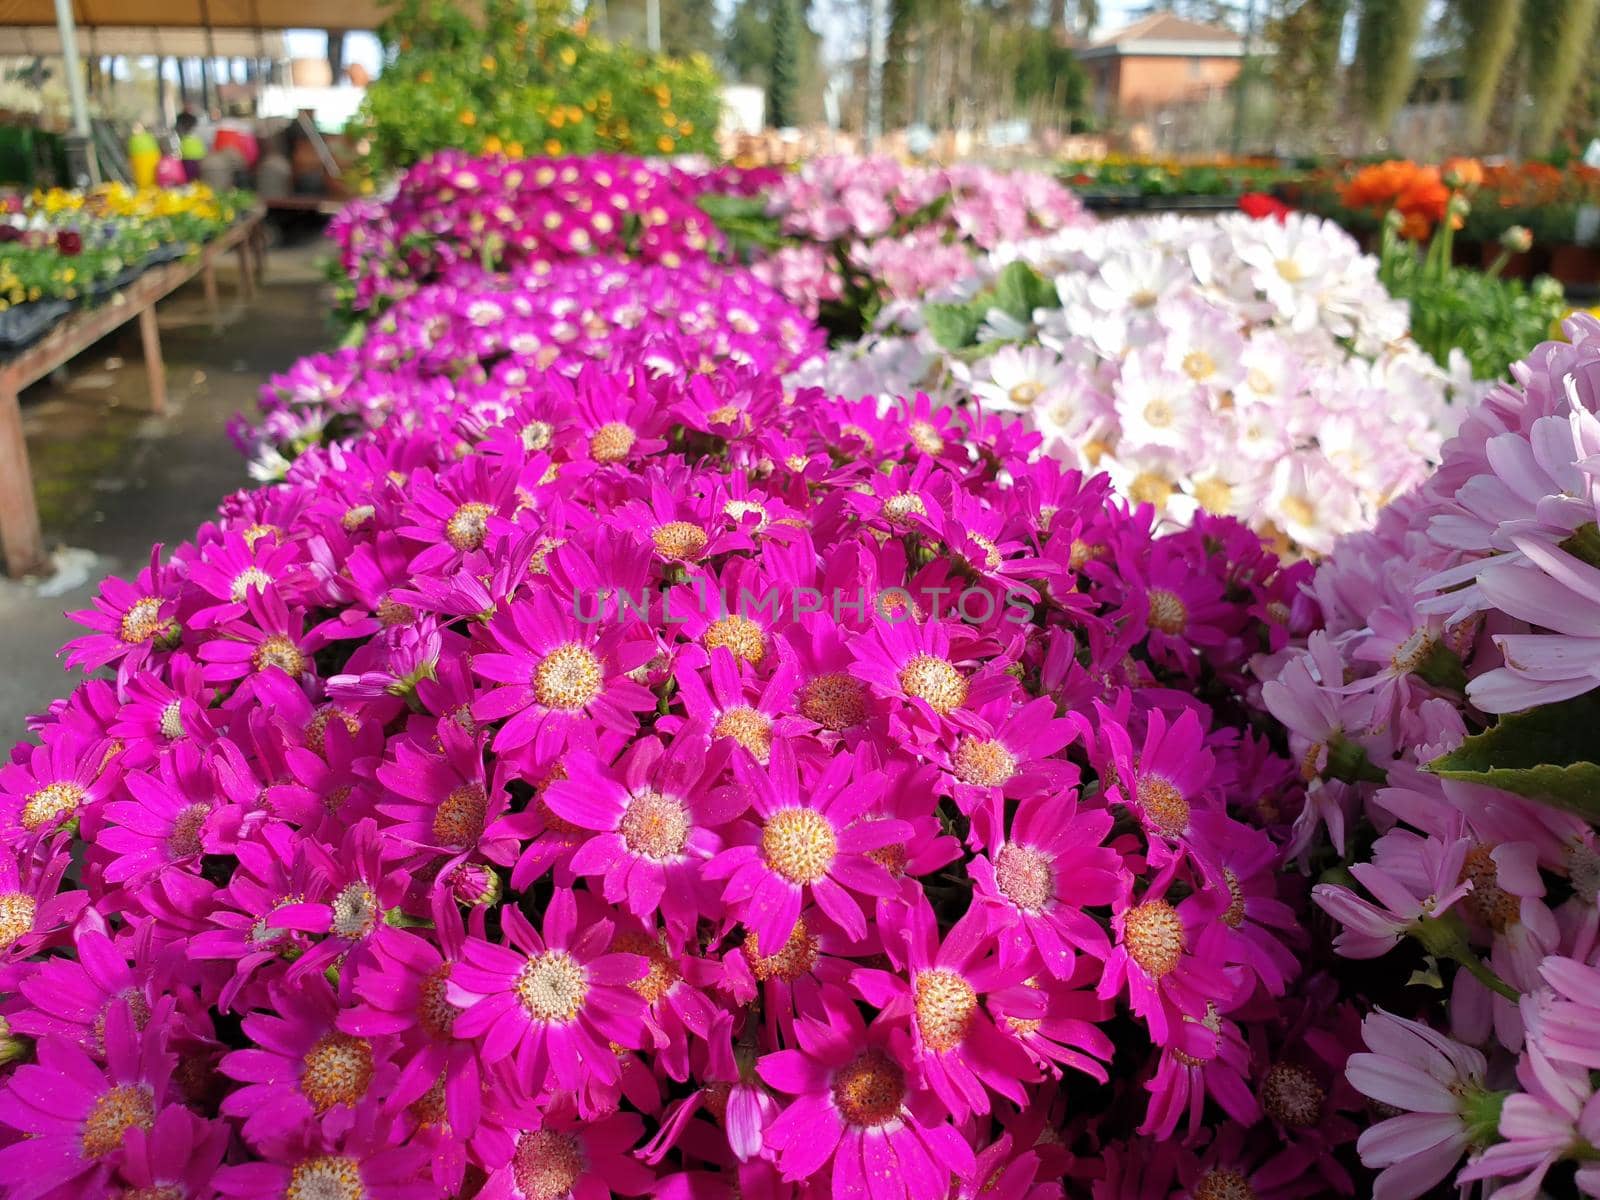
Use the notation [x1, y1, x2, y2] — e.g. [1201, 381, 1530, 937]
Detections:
[1441, 156, 1483, 188]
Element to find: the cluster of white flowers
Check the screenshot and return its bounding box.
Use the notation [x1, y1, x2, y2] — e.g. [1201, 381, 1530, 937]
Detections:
[795, 211, 1477, 556]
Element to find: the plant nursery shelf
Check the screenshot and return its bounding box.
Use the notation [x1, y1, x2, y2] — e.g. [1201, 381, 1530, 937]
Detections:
[0, 206, 266, 579]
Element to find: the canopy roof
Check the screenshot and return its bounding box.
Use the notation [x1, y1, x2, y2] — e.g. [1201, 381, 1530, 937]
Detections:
[0, 0, 389, 29]
[0, 26, 288, 53]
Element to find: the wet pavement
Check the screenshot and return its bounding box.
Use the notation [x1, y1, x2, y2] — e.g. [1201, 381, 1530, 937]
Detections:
[0, 232, 332, 742]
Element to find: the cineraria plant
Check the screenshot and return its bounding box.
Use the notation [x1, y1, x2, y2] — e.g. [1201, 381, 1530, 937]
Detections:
[0, 267, 1363, 1196]
[1263, 313, 1600, 1200]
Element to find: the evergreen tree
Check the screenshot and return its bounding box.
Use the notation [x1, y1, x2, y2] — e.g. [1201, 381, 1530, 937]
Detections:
[767, 0, 799, 128]
[1353, 0, 1427, 138]
[1268, 0, 1348, 142]
[1522, 0, 1600, 153]
[1455, 0, 1523, 147]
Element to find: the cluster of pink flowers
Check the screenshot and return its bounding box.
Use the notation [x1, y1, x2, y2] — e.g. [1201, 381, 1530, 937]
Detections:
[3, 220, 1369, 1192]
[331, 153, 770, 316]
[752, 155, 1095, 330]
[1262, 312, 1600, 1198]
[239, 256, 822, 475]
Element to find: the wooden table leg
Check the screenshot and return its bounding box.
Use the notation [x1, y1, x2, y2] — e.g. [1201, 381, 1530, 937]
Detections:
[235, 242, 256, 302]
[202, 259, 220, 331]
[138, 305, 167, 415]
[253, 225, 267, 284]
[0, 382, 44, 577]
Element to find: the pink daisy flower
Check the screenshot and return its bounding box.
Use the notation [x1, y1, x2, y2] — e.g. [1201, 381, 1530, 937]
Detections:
[220, 975, 397, 1150]
[0, 836, 86, 967]
[0, 726, 121, 843]
[852, 897, 1041, 1120]
[471, 584, 656, 756]
[758, 997, 976, 1199]
[0, 998, 173, 1199]
[62, 544, 181, 678]
[478, 1103, 654, 1200]
[543, 727, 740, 938]
[968, 791, 1121, 978]
[447, 887, 647, 1108]
[704, 740, 907, 948]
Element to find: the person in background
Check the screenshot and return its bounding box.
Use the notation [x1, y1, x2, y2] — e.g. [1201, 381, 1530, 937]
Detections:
[174, 112, 206, 182]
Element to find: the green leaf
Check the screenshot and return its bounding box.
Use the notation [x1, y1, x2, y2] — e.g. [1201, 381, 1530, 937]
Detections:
[991, 260, 1055, 324]
[924, 302, 983, 351]
[1428, 693, 1600, 819]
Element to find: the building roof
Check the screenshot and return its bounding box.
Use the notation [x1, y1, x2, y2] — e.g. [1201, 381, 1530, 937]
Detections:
[1077, 12, 1244, 60]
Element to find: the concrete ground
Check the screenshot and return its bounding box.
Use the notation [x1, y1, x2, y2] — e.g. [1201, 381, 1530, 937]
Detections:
[0, 229, 332, 743]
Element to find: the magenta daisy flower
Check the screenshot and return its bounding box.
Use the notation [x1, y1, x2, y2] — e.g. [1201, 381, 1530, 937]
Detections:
[212, 1112, 433, 1200]
[96, 740, 217, 887]
[0, 725, 120, 842]
[543, 727, 740, 938]
[0, 998, 173, 1198]
[704, 740, 907, 948]
[395, 456, 522, 574]
[851, 898, 1041, 1119]
[669, 647, 798, 768]
[849, 616, 1007, 731]
[968, 791, 1122, 978]
[0, 836, 86, 967]
[929, 694, 1080, 846]
[62, 543, 181, 677]
[1098, 867, 1237, 1047]
[220, 975, 397, 1150]
[376, 720, 512, 864]
[478, 1104, 655, 1200]
[447, 887, 647, 1107]
[1100, 705, 1216, 845]
[341, 891, 484, 1137]
[113, 1104, 229, 1200]
[196, 587, 323, 691]
[470, 584, 656, 756]
[758, 998, 976, 1198]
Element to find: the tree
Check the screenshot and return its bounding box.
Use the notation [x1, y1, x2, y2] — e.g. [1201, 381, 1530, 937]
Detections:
[1267, 0, 1348, 145]
[767, 0, 799, 127]
[1353, 0, 1427, 138]
[1521, 0, 1600, 153]
[1454, 0, 1522, 147]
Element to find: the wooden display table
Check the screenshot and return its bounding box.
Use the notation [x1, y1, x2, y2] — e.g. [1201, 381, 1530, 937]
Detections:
[0, 207, 266, 577]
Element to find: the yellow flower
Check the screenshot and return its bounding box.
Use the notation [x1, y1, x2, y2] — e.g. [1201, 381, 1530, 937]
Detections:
[459, 110, 477, 127]
[657, 135, 675, 153]
[560, 46, 577, 66]
[545, 139, 562, 155]
[506, 141, 525, 159]
[481, 55, 497, 72]
[483, 134, 504, 155]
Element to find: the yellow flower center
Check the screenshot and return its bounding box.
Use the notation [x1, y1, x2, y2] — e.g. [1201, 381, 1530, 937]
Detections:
[883, 493, 926, 525]
[305, 706, 361, 758]
[1181, 350, 1216, 380]
[761, 808, 837, 885]
[713, 706, 773, 763]
[800, 672, 867, 730]
[745, 918, 819, 981]
[119, 597, 165, 644]
[168, 803, 209, 858]
[589, 421, 636, 463]
[82, 1084, 154, 1159]
[831, 1049, 906, 1127]
[619, 789, 690, 860]
[446, 502, 493, 552]
[914, 969, 977, 1052]
[534, 643, 603, 710]
[418, 963, 459, 1038]
[516, 950, 589, 1022]
[704, 614, 766, 666]
[512, 1129, 585, 1200]
[22, 781, 85, 831]
[252, 635, 305, 677]
[1136, 776, 1190, 836]
[954, 738, 1016, 788]
[614, 931, 680, 1004]
[994, 844, 1053, 914]
[1195, 1168, 1257, 1200]
[300, 1033, 374, 1112]
[1147, 588, 1188, 635]
[1008, 381, 1043, 407]
[331, 883, 378, 940]
[231, 566, 273, 602]
[1460, 844, 1519, 932]
[286, 1155, 367, 1200]
[1128, 472, 1173, 508]
[1124, 900, 1185, 979]
[1261, 1062, 1325, 1127]
[898, 653, 968, 714]
[431, 784, 487, 848]
[0, 891, 35, 951]
[651, 521, 709, 561]
[1193, 477, 1234, 514]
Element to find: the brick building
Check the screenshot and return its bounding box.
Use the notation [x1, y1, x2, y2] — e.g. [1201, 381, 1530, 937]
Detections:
[1075, 13, 1245, 126]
